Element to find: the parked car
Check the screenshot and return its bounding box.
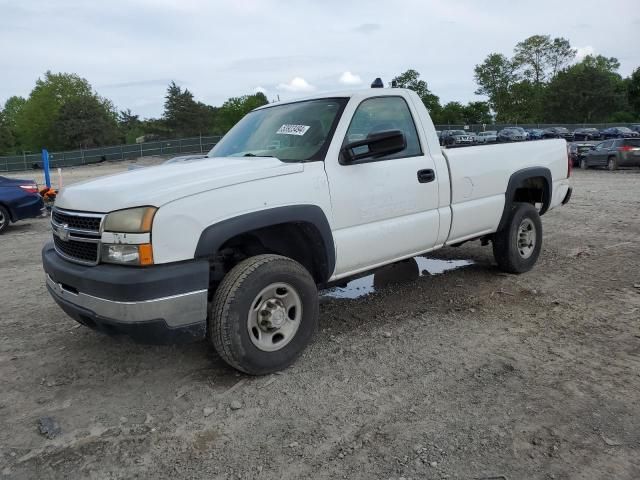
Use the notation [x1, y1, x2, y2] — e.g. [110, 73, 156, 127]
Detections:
[601, 127, 640, 139]
[0, 176, 44, 234]
[542, 127, 574, 141]
[497, 127, 526, 142]
[440, 129, 475, 147]
[42, 87, 571, 374]
[629, 125, 640, 134]
[573, 128, 601, 141]
[568, 142, 596, 167]
[580, 138, 640, 170]
[476, 130, 498, 143]
[526, 129, 544, 140]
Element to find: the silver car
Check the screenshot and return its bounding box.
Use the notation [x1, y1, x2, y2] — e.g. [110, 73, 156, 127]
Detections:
[477, 130, 498, 143]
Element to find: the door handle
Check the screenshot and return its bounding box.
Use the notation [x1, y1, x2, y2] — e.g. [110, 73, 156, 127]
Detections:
[417, 169, 435, 183]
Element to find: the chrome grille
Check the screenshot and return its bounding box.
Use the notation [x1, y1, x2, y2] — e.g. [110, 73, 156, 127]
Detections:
[51, 208, 104, 265]
[52, 209, 101, 232]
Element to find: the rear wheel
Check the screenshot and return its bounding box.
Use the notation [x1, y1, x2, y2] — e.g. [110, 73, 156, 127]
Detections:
[580, 158, 589, 170]
[493, 203, 542, 274]
[0, 205, 10, 234]
[209, 254, 319, 375]
[607, 157, 617, 171]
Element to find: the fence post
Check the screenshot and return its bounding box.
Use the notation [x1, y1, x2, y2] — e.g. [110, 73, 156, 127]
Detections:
[179, 138, 182, 154]
[81, 148, 85, 165]
[140, 142, 143, 159]
[120, 145, 124, 161]
[199, 134, 203, 153]
[23, 151, 27, 170]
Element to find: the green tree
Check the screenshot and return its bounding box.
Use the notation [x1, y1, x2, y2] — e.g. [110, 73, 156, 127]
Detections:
[628, 67, 640, 118]
[474, 54, 518, 122]
[0, 110, 15, 154]
[163, 81, 215, 137]
[391, 69, 441, 113]
[436, 102, 466, 125]
[544, 55, 627, 122]
[14, 71, 109, 150]
[0, 96, 26, 154]
[55, 95, 120, 149]
[548, 37, 576, 78]
[216, 92, 268, 132]
[462, 101, 493, 124]
[513, 35, 575, 86]
[118, 109, 144, 143]
[2, 96, 26, 130]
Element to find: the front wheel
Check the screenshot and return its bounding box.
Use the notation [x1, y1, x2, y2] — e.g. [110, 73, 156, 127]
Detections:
[580, 158, 589, 170]
[492, 203, 543, 274]
[209, 254, 319, 375]
[607, 157, 617, 171]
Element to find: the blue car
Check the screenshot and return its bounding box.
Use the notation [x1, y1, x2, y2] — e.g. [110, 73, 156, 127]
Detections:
[0, 176, 45, 233]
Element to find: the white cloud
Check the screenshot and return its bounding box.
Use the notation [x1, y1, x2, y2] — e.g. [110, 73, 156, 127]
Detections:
[576, 46, 595, 61]
[253, 86, 267, 94]
[276, 77, 315, 93]
[338, 71, 362, 86]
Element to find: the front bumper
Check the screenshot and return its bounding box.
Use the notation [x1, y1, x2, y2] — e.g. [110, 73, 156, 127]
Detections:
[42, 242, 209, 344]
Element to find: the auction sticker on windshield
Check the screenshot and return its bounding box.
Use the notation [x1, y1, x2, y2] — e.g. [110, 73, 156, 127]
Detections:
[276, 124, 310, 136]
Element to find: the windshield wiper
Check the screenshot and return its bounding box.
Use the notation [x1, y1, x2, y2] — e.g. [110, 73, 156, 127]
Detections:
[243, 153, 273, 157]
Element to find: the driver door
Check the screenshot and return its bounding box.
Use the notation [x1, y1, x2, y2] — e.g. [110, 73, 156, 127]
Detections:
[325, 95, 441, 278]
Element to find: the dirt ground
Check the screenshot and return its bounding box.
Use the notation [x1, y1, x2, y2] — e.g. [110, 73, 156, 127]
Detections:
[1, 160, 639, 479]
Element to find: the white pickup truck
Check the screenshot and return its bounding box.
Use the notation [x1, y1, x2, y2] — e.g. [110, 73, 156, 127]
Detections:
[43, 86, 572, 374]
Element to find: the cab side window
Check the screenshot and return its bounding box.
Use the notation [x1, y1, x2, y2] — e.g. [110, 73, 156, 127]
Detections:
[343, 96, 422, 160]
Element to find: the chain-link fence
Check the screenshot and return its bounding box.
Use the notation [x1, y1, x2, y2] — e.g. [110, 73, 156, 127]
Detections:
[0, 135, 223, 173]
[434, 123, 634, 132]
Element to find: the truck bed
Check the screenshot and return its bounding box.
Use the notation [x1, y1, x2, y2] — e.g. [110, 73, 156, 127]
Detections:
[441, 139, 569, 244]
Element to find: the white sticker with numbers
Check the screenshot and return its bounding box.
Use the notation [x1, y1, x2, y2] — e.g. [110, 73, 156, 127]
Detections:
[276, 124, 310, 136]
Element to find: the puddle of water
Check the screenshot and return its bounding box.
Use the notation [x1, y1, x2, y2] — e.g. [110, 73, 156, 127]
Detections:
[321, 257, 474, 300]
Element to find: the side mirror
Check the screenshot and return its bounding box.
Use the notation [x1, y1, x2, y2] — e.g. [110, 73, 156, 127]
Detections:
[341, 130, 406, 163]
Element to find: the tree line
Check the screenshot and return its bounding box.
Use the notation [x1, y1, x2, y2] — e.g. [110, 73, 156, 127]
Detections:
[0, 74, 268, 155]
[1, 34, 638, 156]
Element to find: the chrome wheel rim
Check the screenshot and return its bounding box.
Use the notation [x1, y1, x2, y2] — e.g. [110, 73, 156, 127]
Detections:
[0, 210, 6, 230]
[247, 282, 302, 352]
[517, 218, 536, 259]
[608, 159, 615, 170]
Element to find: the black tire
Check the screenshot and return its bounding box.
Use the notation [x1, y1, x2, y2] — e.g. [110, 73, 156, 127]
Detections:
[580, 158, 589, 170]
[209, 254, 319, 375]
[0, 205, 10, 234]
[492, 203, 543, 274]
[607, 156, 617, 171]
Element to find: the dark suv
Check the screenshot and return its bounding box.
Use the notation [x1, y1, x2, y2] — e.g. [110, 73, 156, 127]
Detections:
[439, 130, 474, 147]
[580, 138, 640, 170]
[573, 128, 601, 141]
[542, 127, 573, 141]
[601, 127, 639, 139]
[497, 127, 526, 142]
[568, 143, 596, 167]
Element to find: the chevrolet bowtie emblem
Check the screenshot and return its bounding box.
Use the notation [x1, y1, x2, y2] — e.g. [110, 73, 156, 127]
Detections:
[55, 223, 70, 242]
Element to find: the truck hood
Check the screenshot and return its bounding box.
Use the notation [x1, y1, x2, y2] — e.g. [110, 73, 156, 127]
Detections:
[55, 157, 303, 212]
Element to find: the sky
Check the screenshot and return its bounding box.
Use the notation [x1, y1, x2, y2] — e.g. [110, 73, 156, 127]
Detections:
[1, 0, 639, 118]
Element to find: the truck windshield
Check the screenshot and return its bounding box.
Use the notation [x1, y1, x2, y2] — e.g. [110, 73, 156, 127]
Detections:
[208, 98, 348, 162]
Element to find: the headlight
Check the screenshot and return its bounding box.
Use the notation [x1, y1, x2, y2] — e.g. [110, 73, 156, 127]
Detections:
[102, 207, 156, 266]
[101, 244, 154, 266]
[103, 206, 157, 233]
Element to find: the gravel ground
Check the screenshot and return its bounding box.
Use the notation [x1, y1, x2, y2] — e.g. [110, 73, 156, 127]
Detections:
[1, 161, 639, 479]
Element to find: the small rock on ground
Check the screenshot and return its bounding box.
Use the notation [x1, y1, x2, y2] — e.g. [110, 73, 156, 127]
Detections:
[37, 416, 61, 439]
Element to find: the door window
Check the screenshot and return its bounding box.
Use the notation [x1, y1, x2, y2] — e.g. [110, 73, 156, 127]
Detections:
[343, 96, 422, 160]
